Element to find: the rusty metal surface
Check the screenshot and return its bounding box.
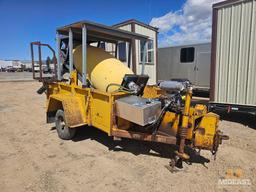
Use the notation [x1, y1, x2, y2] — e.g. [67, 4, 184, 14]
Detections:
[49, 94, 86, 128]
[194, 112, 220, 150]
[38, 43, 43, 80]
[62, 98, 84, 128]
[177, 90, 192, 159]
[210, 7, 218, 101]
[112, 129, 177, 145]
[112, 19, 158, 32]
[30, 41, 57, 82]
[56, 20, 149, 43]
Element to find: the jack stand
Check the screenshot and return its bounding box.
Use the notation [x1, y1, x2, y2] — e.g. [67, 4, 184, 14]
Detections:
[175, 158, 183, 168]
[166, 156, 184, 173]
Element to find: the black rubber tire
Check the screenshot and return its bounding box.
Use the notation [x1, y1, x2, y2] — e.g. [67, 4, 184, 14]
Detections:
[55, 109, 76, 140]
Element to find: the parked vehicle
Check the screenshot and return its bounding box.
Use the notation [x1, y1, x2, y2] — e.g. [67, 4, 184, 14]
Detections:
[33, 64, 40, 72]
[158, 42, 211, 92]
[0, 67, 7, 72]
[16, 68, 23, 72]
[6, 67, 16, 72]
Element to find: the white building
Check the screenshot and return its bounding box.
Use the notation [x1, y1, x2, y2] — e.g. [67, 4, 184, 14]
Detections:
[112, 19, 158, 85]
[20, 60, 32, 69]
[0, 60, 12, 69]
[0, 60, 25, 69]
[12, 60, 23, 69]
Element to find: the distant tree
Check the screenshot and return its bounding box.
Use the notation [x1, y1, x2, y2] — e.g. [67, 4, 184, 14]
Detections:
[51, 56, 57, 64]
[46, 56, 51, 72]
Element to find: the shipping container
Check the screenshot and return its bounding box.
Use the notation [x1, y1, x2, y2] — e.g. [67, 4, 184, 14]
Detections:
[210, 0, 256, 114]
[158, 42, 211, 91]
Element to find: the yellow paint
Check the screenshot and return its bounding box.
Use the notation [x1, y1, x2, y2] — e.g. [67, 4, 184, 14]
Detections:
[143, 85, 219, 150]
[73, 45, 133, 92]
[194, 112, 220, 150]
[143, 85, 166, 99]
[46, 73, 129, 135]
[181, 89, 192, 130]
[73, 45, 113, 77]
[49, 94, 86, 128]
[158, 111, 180, 136]
[45, 71, 219, 150]
[91, 58, 133, 92]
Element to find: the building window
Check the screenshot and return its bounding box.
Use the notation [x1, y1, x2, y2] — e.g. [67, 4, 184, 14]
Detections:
[140, 39, 154, 64]
[103, 42, 115, 56]
[108, 43, 116, 57]
[118, 42, 127, 62]
[99, 42, 105, 50]
[180, 47, 195, 63]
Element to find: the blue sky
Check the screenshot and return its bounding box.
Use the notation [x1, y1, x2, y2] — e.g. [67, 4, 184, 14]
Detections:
[0, 0, 185, 60]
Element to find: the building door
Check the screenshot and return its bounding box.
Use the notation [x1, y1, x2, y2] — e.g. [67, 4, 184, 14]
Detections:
[195, 52, 211, 89]
[178, 47, 196, 85]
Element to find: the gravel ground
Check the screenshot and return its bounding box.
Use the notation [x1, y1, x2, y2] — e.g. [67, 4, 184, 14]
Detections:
[0, 81, 255, 192]
[0, 72, 33, 81]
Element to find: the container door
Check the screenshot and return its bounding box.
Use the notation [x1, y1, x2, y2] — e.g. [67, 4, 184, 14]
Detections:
[177, 47, 196, 84]
[195, 52, 211, 89]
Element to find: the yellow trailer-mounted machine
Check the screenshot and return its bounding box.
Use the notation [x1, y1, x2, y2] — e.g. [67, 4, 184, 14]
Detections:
[31, 20, 228, 169]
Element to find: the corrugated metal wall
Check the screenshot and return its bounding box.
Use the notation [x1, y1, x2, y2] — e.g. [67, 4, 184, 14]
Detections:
[214, 0, 256, 106]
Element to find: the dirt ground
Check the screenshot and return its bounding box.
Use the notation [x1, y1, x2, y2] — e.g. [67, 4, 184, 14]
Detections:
[0, 72, 33, 81]
[0, 81, 255, 192]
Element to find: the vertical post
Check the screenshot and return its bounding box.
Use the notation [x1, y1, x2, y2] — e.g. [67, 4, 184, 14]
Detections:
[128, 41, 132, 68]
[175, 87, 192, 166]
[56, 32, 62, 80]
[53, 53, 57, 79]
[30, 43, 35, 79]
[131, 23, 137, 74]
[69, 28, 73, 75]
[38, 43, 43, 80]
[116, 42, 120, 59]
[116, 42, 119, 59]
[141, 40, 147, 75]
[82, 24, 87, 86]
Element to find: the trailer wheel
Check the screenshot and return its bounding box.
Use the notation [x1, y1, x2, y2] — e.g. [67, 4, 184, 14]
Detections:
[55, 109, 76, 140]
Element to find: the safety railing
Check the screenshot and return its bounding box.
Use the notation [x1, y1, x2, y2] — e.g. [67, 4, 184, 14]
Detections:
[30, 41, 57, 82]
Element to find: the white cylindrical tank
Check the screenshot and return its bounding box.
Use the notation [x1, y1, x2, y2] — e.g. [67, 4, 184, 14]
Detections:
[73, 45, 133, 92]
